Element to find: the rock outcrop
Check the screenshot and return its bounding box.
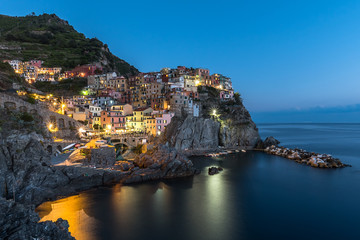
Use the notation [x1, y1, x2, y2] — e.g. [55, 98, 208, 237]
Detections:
[123, 144, 198, 183]
[208, 166, 223, 175]
[256, 136, 280, 149]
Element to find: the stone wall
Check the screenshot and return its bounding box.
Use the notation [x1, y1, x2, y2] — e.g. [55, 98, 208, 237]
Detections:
[110, 133, 148, 148]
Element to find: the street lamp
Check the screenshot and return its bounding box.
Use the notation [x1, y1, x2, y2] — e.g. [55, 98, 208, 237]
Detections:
[79, 127, 85, 138]
[61, 104, 66, 115]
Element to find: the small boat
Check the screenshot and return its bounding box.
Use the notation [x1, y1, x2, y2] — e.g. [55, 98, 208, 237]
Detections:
[235, 150, 240, 153]
[241, 149, 246, 153]
[63, 143, 76, 151]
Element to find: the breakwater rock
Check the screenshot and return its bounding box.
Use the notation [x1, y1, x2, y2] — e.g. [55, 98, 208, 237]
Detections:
[122, 144, 198, 183]
[264, 145, 350, 168]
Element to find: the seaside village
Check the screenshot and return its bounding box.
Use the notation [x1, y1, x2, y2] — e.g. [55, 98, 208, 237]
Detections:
[4, 59, 235, 163]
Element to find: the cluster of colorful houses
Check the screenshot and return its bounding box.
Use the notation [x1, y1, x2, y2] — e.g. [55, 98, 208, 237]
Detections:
[5, 60, 235, 136]
[66, 66, 234, 136]
[3, 59, 102, 83]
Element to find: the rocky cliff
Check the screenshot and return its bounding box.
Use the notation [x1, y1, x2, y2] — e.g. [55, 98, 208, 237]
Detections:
[165, 117, 221, 151]
[165, 87, 261, 152]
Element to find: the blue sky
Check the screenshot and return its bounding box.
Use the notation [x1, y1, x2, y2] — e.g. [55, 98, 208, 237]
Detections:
[2, 0, 360, 121]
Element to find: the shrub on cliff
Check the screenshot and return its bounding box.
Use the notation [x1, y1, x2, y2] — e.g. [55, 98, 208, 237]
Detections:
[234, 92, 242, 104]
[19, 112, 34, 122]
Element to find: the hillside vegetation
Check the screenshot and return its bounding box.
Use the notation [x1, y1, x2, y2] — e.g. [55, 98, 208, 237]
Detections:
[0, 62, 29, 90]
[0, 13, 138, 76]
[33, 78, 87, 96]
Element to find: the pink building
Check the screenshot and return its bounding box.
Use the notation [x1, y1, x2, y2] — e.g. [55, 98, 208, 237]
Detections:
[101, 110, 126, 133]
[154, 112, 174, 135]
[219, 90, 234, 101]
[28, 60, 43, 68]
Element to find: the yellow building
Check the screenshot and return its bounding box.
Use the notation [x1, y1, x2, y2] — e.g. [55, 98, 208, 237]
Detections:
[125, 107, 153, 132]
[145, 117, 157, 135]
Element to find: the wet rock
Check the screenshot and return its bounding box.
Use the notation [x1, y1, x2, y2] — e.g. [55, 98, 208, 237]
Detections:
[208, 166, 223, 175]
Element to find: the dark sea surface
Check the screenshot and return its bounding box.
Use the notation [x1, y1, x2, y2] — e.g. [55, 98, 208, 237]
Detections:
[36, 123, 360, 240]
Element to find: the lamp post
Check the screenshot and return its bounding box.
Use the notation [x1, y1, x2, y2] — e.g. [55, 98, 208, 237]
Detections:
[61, 104, 65, 115]
[107, 124, 112, 136]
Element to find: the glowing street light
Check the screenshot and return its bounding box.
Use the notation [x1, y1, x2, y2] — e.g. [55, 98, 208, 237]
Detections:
[61, 104, 66, 115]
[106, 125, 112, 134]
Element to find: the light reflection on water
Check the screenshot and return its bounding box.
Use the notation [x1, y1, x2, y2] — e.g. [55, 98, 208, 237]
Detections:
[37, 195, 98, 240]
[37, 171, 237, 240]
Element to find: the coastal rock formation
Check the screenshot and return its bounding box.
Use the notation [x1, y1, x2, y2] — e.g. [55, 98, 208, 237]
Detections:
[208, 166, 223, 175]
[256, 136, 280, 149]
[0, 198, 74, 240]
[123, 144, 198, 183]
[0, 131, 69, 205]
[264, 145, 350, 168]
[263, 136, 280, 148]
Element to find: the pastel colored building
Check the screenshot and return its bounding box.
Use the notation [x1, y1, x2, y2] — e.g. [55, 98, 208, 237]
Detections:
[154, 112, 174, 135]
[126, 107, 153, 132]
[220, 90, 234, 101]
[101, 110, 126, 134]
[110, 104, 133, 116]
